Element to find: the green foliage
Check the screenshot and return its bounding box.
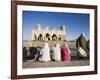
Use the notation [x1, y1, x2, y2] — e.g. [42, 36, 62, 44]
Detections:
[76, 35, 89, 52]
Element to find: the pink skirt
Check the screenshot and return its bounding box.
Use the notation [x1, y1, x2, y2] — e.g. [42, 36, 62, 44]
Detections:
[61, 48, 71, 61]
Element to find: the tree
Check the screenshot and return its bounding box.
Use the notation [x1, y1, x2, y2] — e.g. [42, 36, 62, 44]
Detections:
[76, 33, 89, 52]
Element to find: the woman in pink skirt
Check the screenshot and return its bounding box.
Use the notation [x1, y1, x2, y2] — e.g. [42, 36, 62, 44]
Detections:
[61, 43, 71, 61]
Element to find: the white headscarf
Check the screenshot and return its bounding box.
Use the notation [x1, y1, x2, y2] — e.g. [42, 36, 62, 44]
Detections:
[56, 43, 60, 47]
[77, 47, 87, 57]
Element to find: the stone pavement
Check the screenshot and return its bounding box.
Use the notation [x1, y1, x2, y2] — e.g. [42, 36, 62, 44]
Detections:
[23, 57, 89, 68]
[22, 41, 89, 68]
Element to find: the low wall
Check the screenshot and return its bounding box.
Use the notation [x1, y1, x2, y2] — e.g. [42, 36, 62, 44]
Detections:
[23, 40, 76, 48]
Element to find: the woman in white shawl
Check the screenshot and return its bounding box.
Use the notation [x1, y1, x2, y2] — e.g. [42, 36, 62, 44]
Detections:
[52, 43, 61, 61]
[39, 43, 51, 62]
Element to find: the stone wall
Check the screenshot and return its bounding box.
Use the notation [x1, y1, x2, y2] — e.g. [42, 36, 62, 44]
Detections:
[22, 40, 76, 48]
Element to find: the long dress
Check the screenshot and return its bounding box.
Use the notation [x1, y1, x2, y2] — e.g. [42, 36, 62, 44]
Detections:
[61, 47, 71, 61]
[77, 47, 87, 57]
[39, 43, 51, 62]
[52, 43, 61, 61]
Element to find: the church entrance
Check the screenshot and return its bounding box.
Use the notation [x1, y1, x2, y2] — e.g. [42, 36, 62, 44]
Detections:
[38, 34, 43, 41]
[45, 33, 50, 41]
[52, 34, 57, 41]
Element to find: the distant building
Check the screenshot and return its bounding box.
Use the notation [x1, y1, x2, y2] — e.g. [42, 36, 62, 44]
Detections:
[32, 24, 67, 41]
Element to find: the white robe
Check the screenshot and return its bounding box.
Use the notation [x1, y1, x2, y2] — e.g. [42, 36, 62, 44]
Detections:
[77, 47, 87, 57]
[52, 43, 61, 61]
[39, 43, 51, 62]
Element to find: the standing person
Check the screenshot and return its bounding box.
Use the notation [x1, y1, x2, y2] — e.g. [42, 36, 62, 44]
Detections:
[76, 33, 88, 57]
[39, 43, 51, 62]
[52, 43, 61, 61]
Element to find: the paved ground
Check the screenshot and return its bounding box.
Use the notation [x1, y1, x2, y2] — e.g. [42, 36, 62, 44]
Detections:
[23, 57, 89, 68]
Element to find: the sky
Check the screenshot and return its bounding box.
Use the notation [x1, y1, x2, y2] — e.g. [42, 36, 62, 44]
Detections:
[22, 11, 90, 40]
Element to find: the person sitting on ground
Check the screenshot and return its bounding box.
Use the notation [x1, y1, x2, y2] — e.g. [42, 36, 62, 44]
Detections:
[39, 43, 51, 62]
[23, 47, 27, 62]
[25, 44, 38, 61]
[52, 43, 61, 61]
[61, 43, 71, 61]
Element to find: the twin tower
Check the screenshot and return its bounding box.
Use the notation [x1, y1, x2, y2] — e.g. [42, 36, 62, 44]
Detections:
[32, 24, 67, 41]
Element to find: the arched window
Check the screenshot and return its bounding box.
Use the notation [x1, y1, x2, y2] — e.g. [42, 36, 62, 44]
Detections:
[38, 34, 43, 41]
[58, 35, 62, 41]
[52, 34, 57, 41]
[45, 33, 50, 41]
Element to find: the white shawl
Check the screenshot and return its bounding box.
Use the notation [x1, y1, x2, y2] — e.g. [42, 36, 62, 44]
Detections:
[39, 43, 51, 62]
[77, 47, 87, 57]
[52, 43, 61, 61]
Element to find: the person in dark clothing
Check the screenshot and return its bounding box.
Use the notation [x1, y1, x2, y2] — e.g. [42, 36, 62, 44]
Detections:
[26, 47, 38, 60]
[35, 47, 42, 61]
[23, 47, 27, 62]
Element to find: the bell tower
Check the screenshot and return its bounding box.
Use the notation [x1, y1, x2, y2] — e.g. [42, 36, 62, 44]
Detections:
[61, 25, 66, 32]
[61, 25, 67, 41]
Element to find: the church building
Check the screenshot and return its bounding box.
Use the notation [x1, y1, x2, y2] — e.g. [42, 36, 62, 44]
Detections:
[32, 24, 67, 41]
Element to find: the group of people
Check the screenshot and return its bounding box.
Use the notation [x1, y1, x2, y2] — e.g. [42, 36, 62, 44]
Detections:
[23, 43, 71, 62]
[23, 33, 89, 62]
[39, 43, 71, 62]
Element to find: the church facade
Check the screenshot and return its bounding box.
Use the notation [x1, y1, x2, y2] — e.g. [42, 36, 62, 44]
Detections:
[32, 24, 67, 41]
